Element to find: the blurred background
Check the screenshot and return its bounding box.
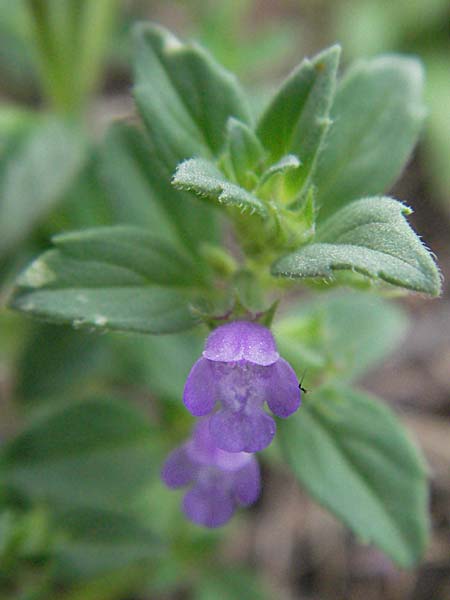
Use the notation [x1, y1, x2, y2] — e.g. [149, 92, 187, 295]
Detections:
[0, 1, 449, 599]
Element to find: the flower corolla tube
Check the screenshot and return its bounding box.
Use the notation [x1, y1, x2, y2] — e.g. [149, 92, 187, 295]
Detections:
[183, 320, 301, 453]
[162, 417, 261, 528]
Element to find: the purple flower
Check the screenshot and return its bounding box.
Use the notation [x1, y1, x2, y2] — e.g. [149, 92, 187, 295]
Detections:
[161, 417, 260, 528]
[183, 320, 300, 452]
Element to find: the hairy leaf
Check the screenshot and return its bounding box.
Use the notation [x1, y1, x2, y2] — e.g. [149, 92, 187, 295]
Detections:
[133, 23, 251, 169]
[221, 117, 265, 188]
[315, 56, 426, 220]
[173, 158, 268, 217]
[279, 386, 429, 567]
[257, 45, 340, 195]
[9, 226, 203, 334]
[272, 197, 441, 295]
[100, 123, 219, 254]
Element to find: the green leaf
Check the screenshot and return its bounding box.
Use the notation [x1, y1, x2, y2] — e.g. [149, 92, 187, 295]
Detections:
[9, 226, 202, 334]
[272, 197, 441, 295]
[275, 290, 408, 381]
[0, 399, 158, 511]
[50, 152, 114, 232]
[16, 322, 109, 407]
[10, 286, 196, 335]
[0, 119, 87, 256]
[133, 23, 251, 169]
[99, 124, 178, 238]
[315, 56, 426, 220]
[100, 123, 219, 254]
[173, 158, 268, 217]
[257, 45, 340, 195]
[0, 105, 36, 158]
[259, 154, 301, 188]
[51, 226, 204, 287]
[54, 507, 162, 581]
[220, 117, 265, 188]
[279, 386, 429, 567]
[0, 3, 36, 95]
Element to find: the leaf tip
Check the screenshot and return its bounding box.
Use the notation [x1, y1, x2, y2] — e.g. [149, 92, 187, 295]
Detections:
[314, 43, 341, 70]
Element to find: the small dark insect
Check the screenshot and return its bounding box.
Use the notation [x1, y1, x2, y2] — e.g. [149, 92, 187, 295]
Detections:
[298, 369, 308, 394]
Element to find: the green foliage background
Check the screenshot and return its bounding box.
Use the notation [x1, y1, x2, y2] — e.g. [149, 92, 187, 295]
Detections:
[0, 2, 447, 599]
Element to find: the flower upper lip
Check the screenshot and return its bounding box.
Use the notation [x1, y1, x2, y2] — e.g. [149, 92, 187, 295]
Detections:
[202, 320, 279, 365]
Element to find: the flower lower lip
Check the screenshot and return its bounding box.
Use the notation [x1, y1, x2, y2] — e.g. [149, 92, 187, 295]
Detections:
[162, 416, 261, 528]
